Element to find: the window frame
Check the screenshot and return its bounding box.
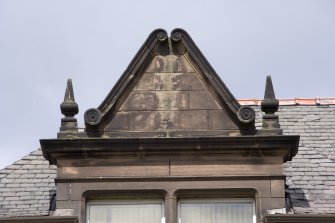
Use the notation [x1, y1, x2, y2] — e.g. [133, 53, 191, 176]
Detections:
[86, 199, 165, 223]
[177, 198, 256, 223]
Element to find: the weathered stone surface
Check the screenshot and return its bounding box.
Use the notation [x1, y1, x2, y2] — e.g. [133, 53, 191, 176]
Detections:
[135, 73, 206, 91]
[131, 111, 161, 130]
[146, 55, 195, 73]
[120, 92, 156, 111]
[105, 112, 131, 131]
[208, 110, 238, 130]
[179, 110, 209, 130]
[178, 73, 206, 91]
[156, 91, 188, 111]
[102, 52, 241, 135]
[134, 73, 165, 90]
[189, 91, 221, 109]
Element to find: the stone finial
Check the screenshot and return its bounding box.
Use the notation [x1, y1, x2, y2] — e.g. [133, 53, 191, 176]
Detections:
[59, 79, 79, 133]
[260, 75, 282, 135]
[261, 75, 279, 114]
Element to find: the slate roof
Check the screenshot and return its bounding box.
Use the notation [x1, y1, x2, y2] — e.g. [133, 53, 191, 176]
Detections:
[254, 104, 335, 214]
[0, 103, 335, 216]
[0, 149, 56, 217]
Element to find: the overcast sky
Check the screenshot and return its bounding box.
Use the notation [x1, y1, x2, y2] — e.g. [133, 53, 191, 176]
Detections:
[0, 0, 334, 169]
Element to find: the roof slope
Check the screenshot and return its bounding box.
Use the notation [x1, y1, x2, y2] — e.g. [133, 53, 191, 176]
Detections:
[255, 104, 335, 214]
[0, 149, 56, 217]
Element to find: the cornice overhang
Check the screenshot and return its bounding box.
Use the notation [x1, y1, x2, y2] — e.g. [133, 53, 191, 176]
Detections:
[41, 135, 299, 165]
[264, 214, 335, 223]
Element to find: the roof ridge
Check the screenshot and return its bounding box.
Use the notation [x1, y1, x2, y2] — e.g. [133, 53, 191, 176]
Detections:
[238, 97, 335, 106]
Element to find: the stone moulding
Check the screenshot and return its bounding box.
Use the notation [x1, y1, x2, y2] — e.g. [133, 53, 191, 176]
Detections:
[0, 216, 78, 223]
[41, 135, 299, 165]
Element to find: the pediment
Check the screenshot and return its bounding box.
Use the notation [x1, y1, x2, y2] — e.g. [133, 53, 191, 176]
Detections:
[84, 29, 256, 137]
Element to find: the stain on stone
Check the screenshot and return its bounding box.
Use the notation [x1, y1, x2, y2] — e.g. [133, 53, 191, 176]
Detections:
[134, 73, 161, 90]
[178, 73, 207, 90]
[146, 55, 195, 73]
[208, 110, 238, 130]
[120, 92, 156, 111]
[158, 73, 182, 90]
[105, 112, 131, 131]
[159, 111, 181, 130]
[156, 91, 188, 111]
[179, 110, 209, 130]
[189, 91, 221, 110]
[131, 111, 160, 130]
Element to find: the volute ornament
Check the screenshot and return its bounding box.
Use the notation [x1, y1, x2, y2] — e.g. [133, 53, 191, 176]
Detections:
[237, 106, 255, 124]
[84, 108, 102, 126]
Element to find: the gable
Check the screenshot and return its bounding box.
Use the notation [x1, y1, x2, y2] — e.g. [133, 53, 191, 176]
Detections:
[84, 29, 256, 137]
[104, 54, 239, 136]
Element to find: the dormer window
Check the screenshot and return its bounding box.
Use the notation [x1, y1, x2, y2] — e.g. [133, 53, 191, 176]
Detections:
[41, 29, 299, 223]
[87, 200, 165, 223]
[178, 199, 255, 223]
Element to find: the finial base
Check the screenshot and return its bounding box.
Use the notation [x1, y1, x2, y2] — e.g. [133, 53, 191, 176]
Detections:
[60, 117, 78, 132]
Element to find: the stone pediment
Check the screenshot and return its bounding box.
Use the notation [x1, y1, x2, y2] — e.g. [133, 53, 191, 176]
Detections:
[83, 29, 256, 137]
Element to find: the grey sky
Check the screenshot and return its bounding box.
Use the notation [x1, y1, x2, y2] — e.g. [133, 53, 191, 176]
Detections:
[0, 0, 334, 169]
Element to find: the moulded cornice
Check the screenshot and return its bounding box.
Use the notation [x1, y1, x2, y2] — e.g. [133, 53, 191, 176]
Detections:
[41, 135, 299, 165]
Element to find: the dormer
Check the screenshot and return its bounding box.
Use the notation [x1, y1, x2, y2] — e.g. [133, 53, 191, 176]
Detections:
[41, 29, 299, 223]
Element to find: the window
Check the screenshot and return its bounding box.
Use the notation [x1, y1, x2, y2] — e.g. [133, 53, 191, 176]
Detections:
[178, 199, 255, 223]
[87, 200, 165, 223]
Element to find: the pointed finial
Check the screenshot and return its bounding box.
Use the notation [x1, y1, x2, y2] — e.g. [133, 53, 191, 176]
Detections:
[59, 79, 79, 135]
[60, 79, 79, 117]
[259, 75, 282, 135]
[261, 75, 279, 114]
[264, 75, 276, 100]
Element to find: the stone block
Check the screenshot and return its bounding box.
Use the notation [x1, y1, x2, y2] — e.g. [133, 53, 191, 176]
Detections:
[178, 73, 206, 90]
[121, 92, 156, 111]
[146, 55, 195, 73]
[56, 183, 70, 201]
[179, 110, 209, 130]
[131, 111, 161, 130]
[189, 91, 220, 109]
[156, 91, 189, 110]
[208, 110, 238, 130]
[105, 112, 131, 131]
[271, 180, 285, 197]
[135, 73, 162, 90]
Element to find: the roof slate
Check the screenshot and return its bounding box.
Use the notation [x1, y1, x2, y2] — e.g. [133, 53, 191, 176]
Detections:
[0, 104, 335, 216]
[255, 105, 335, 214]
[0, 149, 56, 217]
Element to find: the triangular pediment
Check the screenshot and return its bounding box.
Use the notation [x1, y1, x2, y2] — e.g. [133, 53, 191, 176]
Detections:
[84, 29, 255, 137]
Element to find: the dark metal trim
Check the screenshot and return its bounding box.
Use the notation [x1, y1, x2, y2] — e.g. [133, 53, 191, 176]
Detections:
[0, 216, 78, 223]
[264, 214, 335, 223]
[55, 175, 286, 183]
